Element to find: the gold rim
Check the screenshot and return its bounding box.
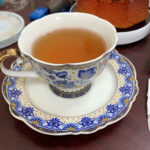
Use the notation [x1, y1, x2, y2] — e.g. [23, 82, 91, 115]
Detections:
[1, 52, 139, 135]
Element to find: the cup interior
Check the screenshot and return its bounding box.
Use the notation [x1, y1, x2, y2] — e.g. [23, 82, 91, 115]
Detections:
[18, 12, 118, 64]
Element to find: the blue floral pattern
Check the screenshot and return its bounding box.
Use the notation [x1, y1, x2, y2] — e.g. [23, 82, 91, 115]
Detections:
[63, 124, 79, 131]
[98, 115, 110, 124]
[8, 88, 22, 99]
[109, 51, 119, 59]
[80, 117, 94, 127]
[47, 118, 62, 129]
[120, 97, 129, 106]
[29, 117, 43, 126]
[42, 67, 97, 89]
[56, 71, 68, 79]
[119, 85, 133, 96]
[5, 50, 138, 133]
[118, 66, 129, 75]
[11, 100, 21, 109]
[78, 67, 96, 80]
[19, 107, 34, 117]
[107, 104, 119, 114]
[7, 77, 16, 88]
[125, 76, 134, 83]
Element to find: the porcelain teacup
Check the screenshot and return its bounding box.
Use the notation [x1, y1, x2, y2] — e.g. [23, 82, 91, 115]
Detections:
[0, 12, 118, 98]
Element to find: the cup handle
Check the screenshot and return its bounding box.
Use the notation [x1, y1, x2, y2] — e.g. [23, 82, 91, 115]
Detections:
[0, 48, 38, 78]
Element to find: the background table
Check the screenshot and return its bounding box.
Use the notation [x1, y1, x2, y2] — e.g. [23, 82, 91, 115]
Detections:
[0, 1, 150, 150]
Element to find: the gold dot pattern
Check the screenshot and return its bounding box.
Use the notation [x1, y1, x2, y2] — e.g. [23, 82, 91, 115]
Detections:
[6, 53, 137, 124]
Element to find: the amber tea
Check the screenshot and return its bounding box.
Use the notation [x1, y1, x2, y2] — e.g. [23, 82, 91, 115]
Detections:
[32, 28, 106, 64]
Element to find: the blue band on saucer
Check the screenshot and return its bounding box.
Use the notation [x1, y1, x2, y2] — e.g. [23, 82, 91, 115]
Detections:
[2, 50, 139, 135]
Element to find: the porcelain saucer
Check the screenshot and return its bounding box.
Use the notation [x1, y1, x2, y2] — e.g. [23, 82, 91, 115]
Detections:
[2, 50, 139, 135]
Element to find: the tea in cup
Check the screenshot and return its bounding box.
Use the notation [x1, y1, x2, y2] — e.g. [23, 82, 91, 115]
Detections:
[0, 12, 118, 98]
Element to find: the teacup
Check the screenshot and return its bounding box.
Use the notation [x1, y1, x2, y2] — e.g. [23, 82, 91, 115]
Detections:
[0, 12, 118, 98]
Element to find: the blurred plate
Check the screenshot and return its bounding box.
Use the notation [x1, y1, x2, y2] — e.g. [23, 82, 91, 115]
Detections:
[0, 11, 25, 48]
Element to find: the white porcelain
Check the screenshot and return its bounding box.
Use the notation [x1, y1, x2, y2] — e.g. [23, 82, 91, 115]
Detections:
[0, 11, 25, 48]
[70, 3, 150, 45]
[117, 14, 150, 45]
[1, 12, 118, 98]
[2, 50, 139, 135]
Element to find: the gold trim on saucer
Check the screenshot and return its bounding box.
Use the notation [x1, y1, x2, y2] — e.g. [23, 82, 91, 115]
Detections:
[1, 50, 139, 135]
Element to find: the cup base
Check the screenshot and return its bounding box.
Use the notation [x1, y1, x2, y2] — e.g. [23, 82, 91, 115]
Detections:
[49, 83, 92, 98]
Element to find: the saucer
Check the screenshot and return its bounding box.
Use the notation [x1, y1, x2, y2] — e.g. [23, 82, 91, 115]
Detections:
[70, 3, 150, 45]
[2, 50, 139, 135]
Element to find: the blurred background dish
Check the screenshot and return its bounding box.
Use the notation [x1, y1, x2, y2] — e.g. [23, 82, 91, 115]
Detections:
[70, 2, 150, 45]
[0, 11, 25, 48]
[75, 0, 149, 29]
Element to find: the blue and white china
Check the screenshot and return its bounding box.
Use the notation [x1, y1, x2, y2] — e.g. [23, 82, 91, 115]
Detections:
[0, 12, 118, 98]
[2, 50, 139, 135]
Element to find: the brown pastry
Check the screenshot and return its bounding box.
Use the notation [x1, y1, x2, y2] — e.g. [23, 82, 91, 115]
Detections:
[76, 0, 149, 28]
